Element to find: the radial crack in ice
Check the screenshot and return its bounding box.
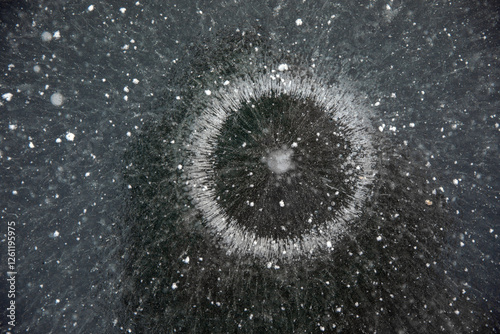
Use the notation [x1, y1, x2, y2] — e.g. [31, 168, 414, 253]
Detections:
[184, 70, 375, 261]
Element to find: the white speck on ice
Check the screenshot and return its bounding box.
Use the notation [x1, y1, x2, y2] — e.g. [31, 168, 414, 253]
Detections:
[65, 132, 75, 141]
[295, 18, 303, 26]
[453, 179, 459, 185]
[376, 235, 382, 241]
[204, 90, 212, 96]
[242, 142, 247, 148]
[87, 5, 95, 12]
[177, 164, 183, 170]
[119, 7, 127, 14]
[409, 122, 415, 128]
[278, 64, 289, 71]
[171, 283, 178, 290]
[123, 86, 130, 93]
[132, 78, 139, 84]
[374, 101, 381, 106]
[279, 200, 285, 207]
[50, 93, 64, 106]
[378, 124, 386, 132]
[53, 31, 61, 39]
[223, 80, 230, 85]
[2, 93, 13, 101]
[291, 142, 298, 148]
[8, 124, 17, 130]
[29, 142, 35, 148]
[55, 138, 62, 143]
[182, 256, 190, 264]
[41, 31, 52, 42]
[326, 241, 332, 248]
[52, 230, 60, 238]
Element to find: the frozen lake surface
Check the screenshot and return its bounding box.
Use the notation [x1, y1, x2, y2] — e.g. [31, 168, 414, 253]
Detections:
[1, 0, 498, 332]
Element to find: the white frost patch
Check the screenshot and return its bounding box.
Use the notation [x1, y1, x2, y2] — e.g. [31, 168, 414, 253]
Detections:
[204, 90, 212, 96]
[65, 132, 75, 141]
[295, 18, 303, 26]
[2, 93, 13, 101]
[265, 148, 294, 174]
[50, 93, 64, 106]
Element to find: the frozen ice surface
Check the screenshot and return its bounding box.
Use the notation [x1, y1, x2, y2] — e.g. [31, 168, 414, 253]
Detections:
[1, 0, 498, 333]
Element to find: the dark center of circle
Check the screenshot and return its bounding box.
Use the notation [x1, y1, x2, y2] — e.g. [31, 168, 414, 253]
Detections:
[212, 93, 360, 240]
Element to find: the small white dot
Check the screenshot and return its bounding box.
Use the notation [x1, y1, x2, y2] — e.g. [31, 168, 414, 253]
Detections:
[65, 132, 75, 141]
[278, 64, 289, 71]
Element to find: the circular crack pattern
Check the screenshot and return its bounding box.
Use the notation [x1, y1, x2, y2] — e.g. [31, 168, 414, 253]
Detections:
[185, 71, 375, 260]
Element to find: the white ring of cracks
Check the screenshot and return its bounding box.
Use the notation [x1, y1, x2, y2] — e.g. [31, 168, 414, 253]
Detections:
[184, 70, 376, 261]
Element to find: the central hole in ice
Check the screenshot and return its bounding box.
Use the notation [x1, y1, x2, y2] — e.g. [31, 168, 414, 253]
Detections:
[264, 148, 294, 174]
